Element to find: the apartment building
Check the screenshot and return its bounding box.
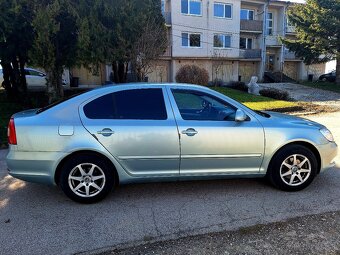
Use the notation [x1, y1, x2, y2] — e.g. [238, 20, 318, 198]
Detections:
[148, 0, 325, 84]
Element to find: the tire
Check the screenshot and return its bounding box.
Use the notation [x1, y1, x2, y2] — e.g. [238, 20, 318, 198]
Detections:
[60, 153, 115, 203]
[267, 145, 318, 191]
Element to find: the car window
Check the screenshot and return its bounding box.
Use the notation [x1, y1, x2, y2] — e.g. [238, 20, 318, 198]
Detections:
[84, 88, 168, 120]
[27, 70, 44, 76]
[172, 89, 237, 121]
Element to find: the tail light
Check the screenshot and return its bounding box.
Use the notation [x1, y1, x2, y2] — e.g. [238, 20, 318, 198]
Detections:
[8, 118, 17, 145]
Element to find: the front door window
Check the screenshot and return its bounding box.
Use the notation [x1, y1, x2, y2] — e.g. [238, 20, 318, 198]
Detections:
[266, 55, 275, 71]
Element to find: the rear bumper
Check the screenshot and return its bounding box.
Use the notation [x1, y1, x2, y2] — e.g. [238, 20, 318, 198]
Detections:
[6, 150, 67, 185]
[317, 142, 338, 173]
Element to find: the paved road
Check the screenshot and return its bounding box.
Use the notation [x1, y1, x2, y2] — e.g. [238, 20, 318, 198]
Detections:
[0, 112, 340, 255]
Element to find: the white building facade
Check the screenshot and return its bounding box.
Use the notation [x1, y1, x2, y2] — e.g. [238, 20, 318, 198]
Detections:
[148, 0, 326, 84]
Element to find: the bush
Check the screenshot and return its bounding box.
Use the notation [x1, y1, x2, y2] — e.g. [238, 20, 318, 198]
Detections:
[259, 88, 290, 101]
[229, 81, 248, 92]
[175, 65, 209, 86]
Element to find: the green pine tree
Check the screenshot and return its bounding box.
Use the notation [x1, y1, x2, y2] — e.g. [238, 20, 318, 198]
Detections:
[283, 0, 340, 84]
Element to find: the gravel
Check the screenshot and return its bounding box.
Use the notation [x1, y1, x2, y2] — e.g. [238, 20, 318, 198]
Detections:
[103, 211, 340, 255]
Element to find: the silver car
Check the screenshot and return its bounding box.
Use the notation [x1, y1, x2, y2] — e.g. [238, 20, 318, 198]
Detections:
[6, 84, 337, 203]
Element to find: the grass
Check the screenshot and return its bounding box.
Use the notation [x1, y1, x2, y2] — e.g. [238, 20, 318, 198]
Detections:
[212, 87, 298, 111]
[301, 81, 340, 94]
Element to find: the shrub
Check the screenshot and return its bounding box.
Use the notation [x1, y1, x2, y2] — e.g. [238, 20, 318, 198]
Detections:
[229, 81, 248, 92]
[175, 65, 209, 86]
[259, 88, 290, 101]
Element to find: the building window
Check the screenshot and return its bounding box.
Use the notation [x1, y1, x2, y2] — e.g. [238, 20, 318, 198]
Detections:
[240, 38, 253, 49]
[240, 9, 254, 20]
[213, 34, 231, 48]
[182, 33, 201, 48]
[214, 3, 232, 19]
[181, 0, 202, 16]
[267, 12, 273, 35]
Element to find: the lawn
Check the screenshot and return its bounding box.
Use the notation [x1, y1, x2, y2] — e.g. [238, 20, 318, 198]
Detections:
[301, 81, 340, 94]
[0, 86, 299, 146]
[212, 87, 297, 111]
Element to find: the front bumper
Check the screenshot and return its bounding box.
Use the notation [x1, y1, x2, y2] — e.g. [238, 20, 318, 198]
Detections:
[317, 142, 338, 173]
[6, 149, 67, 185]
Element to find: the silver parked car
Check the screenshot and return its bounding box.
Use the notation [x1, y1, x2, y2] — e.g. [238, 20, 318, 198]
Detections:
[0, 67, 68, 88]
[6, 84, 337, 203]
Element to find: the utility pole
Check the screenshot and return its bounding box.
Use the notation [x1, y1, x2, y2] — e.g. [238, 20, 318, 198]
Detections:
[260, 0, 270, 81]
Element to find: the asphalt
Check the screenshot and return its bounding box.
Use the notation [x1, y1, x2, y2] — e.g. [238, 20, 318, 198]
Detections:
[0, 112, 340, 255]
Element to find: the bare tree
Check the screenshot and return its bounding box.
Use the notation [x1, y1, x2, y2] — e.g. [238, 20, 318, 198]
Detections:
[130, 18, 168, 82]
[211, 50, 230, 86]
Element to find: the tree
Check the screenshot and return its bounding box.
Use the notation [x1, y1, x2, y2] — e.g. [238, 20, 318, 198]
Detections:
[86, 0, 167, 83]
[283, 0, 340, 84]
[130, 18, 168, 82]
[30, 0, 79, 103]
[0, 0, 34, 100]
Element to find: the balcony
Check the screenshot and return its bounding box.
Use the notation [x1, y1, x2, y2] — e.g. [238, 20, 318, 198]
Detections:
[240, 20, 263, 33]
[284, 51, 300, 60]
[162, 12, 171, 26]
[239, 49, 262, 59]
[162, 46, 172, 58]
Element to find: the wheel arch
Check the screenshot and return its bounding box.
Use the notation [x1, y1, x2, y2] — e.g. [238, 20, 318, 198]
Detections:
[54, 150, 119, 186]
[268, 141, 321, 174]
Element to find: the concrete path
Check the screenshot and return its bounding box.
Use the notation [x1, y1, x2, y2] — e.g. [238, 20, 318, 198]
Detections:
[0, 112, 340, 255]
[259, 83, 340, 109]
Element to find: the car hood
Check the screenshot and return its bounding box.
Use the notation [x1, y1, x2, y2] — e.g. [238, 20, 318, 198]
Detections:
[264, 111, 325, 129]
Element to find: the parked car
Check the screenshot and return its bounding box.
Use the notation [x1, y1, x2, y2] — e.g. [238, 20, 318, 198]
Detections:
[318, 70, 336, 82]
[6, 84, 337, 203]
[0, 67, 67, 88]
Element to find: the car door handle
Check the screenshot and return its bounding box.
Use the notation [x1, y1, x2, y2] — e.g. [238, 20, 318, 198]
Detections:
[182, 128, 198, 137]
[97, 128, 115, 137]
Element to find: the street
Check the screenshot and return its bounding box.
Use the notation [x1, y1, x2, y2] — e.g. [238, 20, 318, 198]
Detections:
[0, 112, 340, 255]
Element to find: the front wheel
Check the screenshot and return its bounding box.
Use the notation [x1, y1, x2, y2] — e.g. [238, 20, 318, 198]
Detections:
[60, 154, 115, 203]
[268, 145, 318, 191]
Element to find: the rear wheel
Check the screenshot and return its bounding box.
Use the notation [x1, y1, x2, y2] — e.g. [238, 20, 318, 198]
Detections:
[268, 145, 318, 191]
[60, 154, 115, 203]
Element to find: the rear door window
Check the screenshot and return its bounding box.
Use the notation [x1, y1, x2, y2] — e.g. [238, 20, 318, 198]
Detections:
[84, 88, 167, 120]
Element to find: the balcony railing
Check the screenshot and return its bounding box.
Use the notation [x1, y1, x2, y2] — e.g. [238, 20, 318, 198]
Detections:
[284, 51, 299, 60]
[286, 25, 296, 34]
[239, 49, 262, 59]
[162, 46, 172, 57]
[240, 20, 263, 32]
[162, 12, 171, 25]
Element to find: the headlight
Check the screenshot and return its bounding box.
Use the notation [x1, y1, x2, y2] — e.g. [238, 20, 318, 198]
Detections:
[320, 128, 334, 142]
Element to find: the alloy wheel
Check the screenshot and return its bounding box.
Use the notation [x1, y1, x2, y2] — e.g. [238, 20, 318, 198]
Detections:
[280, 154, 311, 186]
[68, 163, 106, 197]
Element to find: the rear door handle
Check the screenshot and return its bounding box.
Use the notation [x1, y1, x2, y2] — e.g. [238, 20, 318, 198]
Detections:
[97, 128, 115, 137]
[182, 128, 198, 137]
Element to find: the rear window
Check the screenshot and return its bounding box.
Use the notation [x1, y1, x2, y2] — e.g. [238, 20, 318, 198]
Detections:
[83, 88, 167, 120]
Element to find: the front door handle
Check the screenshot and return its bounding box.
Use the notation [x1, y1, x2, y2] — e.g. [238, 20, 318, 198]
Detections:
[182, 128, 198, 137]
[97, 128, 115, 137]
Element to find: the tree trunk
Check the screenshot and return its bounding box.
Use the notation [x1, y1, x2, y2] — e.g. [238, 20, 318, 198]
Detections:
[118, 61, 126, 83]
[46, 67, 64, 104]
[112, 61, 120, 83]
[336, 54, 340, 85]
[19, 57, 27, 96]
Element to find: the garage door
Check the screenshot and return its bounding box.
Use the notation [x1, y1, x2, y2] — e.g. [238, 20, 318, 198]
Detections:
[283, 62, 298, 80]
[212, 64, 233, 82]
[239, 62, 257, 83]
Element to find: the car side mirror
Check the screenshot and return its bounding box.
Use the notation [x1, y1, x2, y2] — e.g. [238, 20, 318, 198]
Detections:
[235, 109, 247, 122]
